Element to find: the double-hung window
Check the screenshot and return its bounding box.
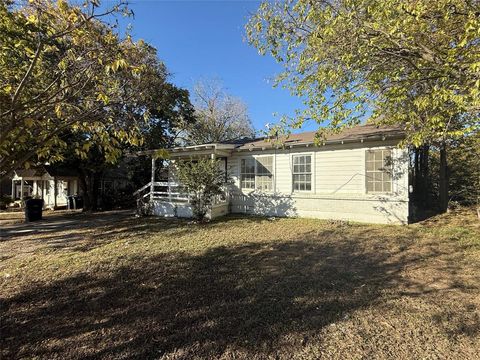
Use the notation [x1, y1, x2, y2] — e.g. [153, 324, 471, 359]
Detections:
[240, 156, 274, 191]
[240, 158, 256, 190]
[366, 149, 393, 193]
[255, 156, 273, 191]
[292, 154, 312, 191]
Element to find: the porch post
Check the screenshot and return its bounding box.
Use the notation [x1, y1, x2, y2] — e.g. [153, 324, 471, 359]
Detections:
[150, 156, 155, 201]
[211, 153, 216, 160]
[54, 178, 57, 209]
[20, 179, 24, 201]
[11, 179, 15, 199]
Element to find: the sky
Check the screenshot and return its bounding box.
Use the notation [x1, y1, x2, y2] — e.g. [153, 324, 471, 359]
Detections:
[106, 0, 311, 133]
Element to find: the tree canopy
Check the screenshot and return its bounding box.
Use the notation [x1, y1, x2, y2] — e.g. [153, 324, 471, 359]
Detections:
[246, 0, 480, 146]
[183, 80, 256, 145]
[0, 0, 173, 177]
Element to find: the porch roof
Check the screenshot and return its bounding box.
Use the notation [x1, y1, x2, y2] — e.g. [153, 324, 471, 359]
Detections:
[134, 143, 237, 158]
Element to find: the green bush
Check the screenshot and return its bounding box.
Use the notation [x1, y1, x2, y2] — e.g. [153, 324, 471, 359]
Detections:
[173, 158, 226, 221]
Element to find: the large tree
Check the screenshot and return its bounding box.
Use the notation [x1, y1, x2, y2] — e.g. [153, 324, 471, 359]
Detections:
[56, 52, 195, 211]
[246, 0, 480, 210]
[0, 0, 156, 177]
[183, 80, 255, 145]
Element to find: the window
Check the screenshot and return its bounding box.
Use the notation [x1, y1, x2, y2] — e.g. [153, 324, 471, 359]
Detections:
[366, 149, 393, 193]
[241, 158, 255, 189]
[293, 155, 312, 191]
[255, 156, 273, 191]
[240, 156, 274, 191]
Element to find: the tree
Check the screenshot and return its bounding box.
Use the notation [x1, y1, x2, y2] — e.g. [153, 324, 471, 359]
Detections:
[246, 0, 480, 211]
[183, 80, 255, 145]
[57, 67, 195, 211]
[172, 158, 226, 221]
[125, 82, 195, 191]
[448, 133, 480, 208]
[0, 0, 151, 178]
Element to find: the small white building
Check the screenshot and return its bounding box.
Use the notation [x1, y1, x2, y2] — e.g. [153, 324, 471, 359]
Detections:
[135, 124, 411, 224]
[11, 166, 80, 209]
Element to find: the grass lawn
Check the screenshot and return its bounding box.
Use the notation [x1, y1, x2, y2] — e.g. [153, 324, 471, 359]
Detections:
[1, 209, 479, 359]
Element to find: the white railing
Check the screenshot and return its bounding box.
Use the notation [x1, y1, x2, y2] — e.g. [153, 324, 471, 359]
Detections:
[134, 182, 229, 205]
[134, 181, 190, 202]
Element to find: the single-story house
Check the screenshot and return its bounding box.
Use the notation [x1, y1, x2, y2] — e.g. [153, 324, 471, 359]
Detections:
[10, 166, 81, 209]
[134, 124, 411, 224]
[3, 165, 132, 210]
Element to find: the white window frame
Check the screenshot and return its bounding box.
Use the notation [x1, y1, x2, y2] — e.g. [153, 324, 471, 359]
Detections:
[365, 148, 393, 194]
[291, 153, 314, 193]
[255, 155, 274, 192]
[239, 155, 275, 192]
[240, 157, 256, 190]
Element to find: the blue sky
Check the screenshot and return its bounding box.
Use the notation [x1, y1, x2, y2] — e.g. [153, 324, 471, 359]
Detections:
[107, 0, 311, 133]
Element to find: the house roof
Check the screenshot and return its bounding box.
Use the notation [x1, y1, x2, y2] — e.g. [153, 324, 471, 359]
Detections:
[14, 168, 46, 178]
[132, 124, 404, 158]
[225, 124, 404, 151]
[44, 166, 79, 177]
[14, 166, 79, 179]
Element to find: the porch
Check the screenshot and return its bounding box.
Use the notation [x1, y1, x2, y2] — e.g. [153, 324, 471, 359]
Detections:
[133, 181, 229, 219]
[132, 143, 235, 220]
[11, 167, 80, 209]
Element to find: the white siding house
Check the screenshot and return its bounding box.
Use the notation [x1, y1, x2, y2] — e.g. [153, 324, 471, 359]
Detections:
[11, 167, 80, 209]
[134, 124, 410, 224]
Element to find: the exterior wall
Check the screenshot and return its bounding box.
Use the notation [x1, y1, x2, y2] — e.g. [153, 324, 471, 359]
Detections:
[228, 140, 409, 224]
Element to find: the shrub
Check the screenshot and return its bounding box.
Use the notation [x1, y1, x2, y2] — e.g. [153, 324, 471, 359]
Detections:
[172, 158, 226, 221]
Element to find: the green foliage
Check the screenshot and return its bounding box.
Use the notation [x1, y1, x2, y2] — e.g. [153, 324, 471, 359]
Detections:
[173, 158, 226, 221]
[0, 0, 170, 177]
[246, 0, 480, 145]
[446, 133, 480, 206]
[413, 132, 480, 209]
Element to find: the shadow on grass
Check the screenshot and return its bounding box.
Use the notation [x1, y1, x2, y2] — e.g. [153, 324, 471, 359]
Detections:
[2, 232, 417, 359]
[1, 212, 289, 254]
[0, 211, 201, 253]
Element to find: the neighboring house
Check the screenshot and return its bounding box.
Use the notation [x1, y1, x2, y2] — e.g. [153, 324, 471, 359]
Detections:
[9, 166, 81, 209]
[134, 124, 411, 224]
[2, 165, 132, 210]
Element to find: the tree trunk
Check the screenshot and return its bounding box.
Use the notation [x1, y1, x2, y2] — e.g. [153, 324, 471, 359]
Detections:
[413, 147, 420, 204]
[439, 144, 449, 212]
[79, 169, 99, 212]
[420, 145, 429, 207]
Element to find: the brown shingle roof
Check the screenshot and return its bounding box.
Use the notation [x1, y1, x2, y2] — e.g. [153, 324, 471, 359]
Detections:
[232, 124, 404, 150]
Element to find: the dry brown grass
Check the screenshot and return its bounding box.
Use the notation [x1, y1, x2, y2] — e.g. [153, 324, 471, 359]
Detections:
[1, 209, 479, 359]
